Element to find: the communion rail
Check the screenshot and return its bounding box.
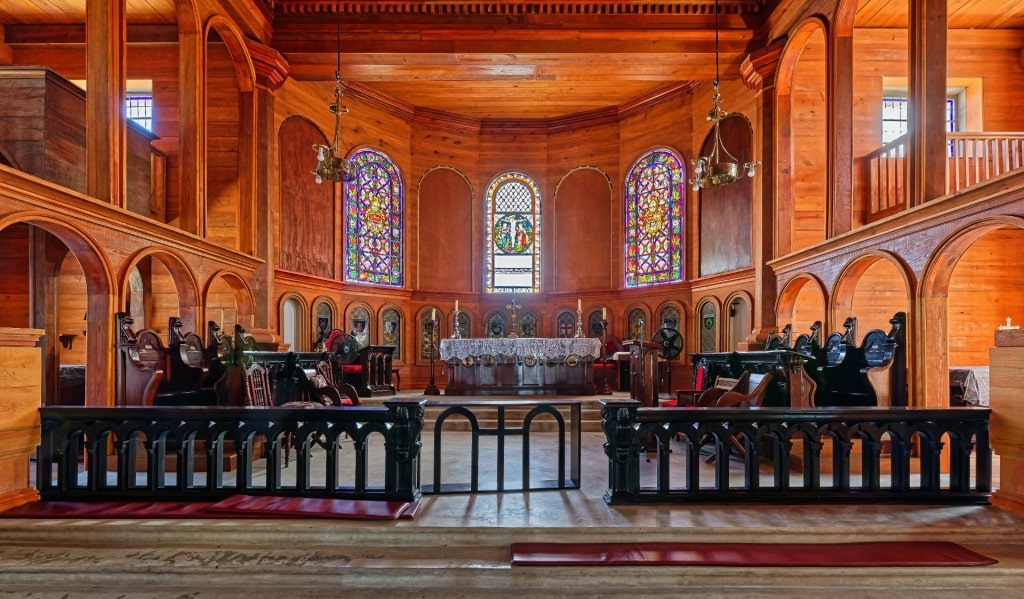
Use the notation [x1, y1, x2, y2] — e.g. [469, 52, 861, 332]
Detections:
[601, 399, 991, 505]
[36, 399, 425, 503]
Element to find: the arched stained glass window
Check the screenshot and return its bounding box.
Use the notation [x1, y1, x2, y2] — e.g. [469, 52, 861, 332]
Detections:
[485, 173, 541, 293]
[625, 149, 684, 287]
[344, 149, 403, 286]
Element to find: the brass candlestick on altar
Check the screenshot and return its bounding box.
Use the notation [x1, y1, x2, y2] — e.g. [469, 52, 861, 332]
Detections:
[451, 310, 462, 339]
[574, 308, 584, 338]
[506, 296, 521, 339]
[424, 319, 440, 395]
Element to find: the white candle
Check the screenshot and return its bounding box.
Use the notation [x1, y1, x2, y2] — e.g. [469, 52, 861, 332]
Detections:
[602, 307, 607, 319]
[220, 308, 225, 325]
[577, 299, 582, 311]
[455, 300, 459, 312]
[432, 308, 436, 321]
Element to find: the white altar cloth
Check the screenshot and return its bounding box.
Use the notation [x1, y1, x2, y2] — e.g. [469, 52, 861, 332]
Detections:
[439, 337, 601, 360]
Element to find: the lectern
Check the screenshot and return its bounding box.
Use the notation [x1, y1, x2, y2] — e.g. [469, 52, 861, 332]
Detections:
[623, 339, 660, 407]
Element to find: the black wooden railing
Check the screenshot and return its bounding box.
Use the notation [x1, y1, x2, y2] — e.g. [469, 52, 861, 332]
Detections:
[37, 399, 425, 502]
[424, 399, 581, 494]
[601, 400, 991, 505]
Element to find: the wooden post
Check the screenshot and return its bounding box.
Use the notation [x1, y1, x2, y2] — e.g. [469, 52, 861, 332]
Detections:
[85, 0, 127, 207]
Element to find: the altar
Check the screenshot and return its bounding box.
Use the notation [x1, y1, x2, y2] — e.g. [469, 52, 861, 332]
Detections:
[439, 337, 602, 396]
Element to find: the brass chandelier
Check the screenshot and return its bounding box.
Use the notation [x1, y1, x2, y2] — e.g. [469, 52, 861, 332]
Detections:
[312, 3, 356, 184]
[689, 0, 759, 191]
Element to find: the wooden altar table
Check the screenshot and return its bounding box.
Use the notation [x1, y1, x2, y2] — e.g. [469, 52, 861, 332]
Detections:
[439, 337, 601, 396]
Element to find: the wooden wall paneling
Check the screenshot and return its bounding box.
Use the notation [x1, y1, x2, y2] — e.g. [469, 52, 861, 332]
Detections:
[698, 116, 755, 277]
[549, 168, 613, 292]
[56, 252, 87, 365]
[948, 229, 1024, 366]
[547, 121, 619, 292]
[409, 121, 480, 293]
[791, 280, 826, 338]
[418, 168, 473, 292]
[790, 27, 827, 253]
[0, 224, 31, 328]
[204, 42, 240, 251]
[147, 257, 180, 333]
[277, 116, 335, 278]
[846, 258, 909, 335]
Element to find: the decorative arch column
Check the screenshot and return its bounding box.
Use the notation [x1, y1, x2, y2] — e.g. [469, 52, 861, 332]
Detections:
[740, 38, 785, 347]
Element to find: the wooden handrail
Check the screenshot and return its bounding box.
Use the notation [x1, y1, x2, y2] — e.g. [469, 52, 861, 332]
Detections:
[862, 132, 1024, 222]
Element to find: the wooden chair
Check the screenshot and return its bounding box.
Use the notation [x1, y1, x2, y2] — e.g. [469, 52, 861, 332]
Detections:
[714, 372, 774, 408]
[695, 371, 750, 407]
[243, 363, 327, 466]
[316, 359, 360, 405]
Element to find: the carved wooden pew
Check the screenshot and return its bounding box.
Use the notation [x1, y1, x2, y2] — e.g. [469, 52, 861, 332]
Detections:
[809, 313, 906, 407]
[114, 313, 213, 406]
[860, 312, 907, 407]
[114, 312, 165, 406]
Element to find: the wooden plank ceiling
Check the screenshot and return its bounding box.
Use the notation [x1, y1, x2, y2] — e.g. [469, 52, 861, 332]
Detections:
[1, 0, 1022, 121]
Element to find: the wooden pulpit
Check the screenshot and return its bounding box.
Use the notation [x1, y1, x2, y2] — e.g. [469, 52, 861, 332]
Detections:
[624, 340, 660, 408]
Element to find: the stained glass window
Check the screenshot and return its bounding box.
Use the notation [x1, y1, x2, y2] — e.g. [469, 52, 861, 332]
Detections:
[344, 149, 403, 286]
[485, 173, 541, 293]
[624, 149, 684, 287]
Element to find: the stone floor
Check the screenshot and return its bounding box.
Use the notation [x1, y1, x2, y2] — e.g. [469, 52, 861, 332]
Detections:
[2, 391, 1023, 598]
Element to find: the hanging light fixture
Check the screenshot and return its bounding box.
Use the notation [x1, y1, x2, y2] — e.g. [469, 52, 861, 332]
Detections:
[312, 1, 356, 184]
[690, 0, 759, 191]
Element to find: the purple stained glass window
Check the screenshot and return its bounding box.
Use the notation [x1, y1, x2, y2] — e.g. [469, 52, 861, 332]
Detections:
[344, 149, 403, 286]
[625, 149, 684, 287]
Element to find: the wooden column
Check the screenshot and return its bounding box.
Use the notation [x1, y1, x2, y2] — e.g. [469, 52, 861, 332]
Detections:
[85, 0, 127, 207]
[741, 40, 784, 343]
[907, 0, 948, 207]
[177, 28, 205, 236]
[248, 41, 289, 330]
[0, 328, 44, 511]
[829, 31, 854, 234]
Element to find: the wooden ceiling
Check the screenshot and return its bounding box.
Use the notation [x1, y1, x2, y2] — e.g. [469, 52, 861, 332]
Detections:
[1, 0, 1022, 121]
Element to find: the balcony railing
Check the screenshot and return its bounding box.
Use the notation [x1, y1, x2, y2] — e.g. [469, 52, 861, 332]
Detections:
[863, 132, 1024, 222]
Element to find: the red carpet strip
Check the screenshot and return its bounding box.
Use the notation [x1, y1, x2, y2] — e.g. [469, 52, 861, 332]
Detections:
[0, 495, 418, 520]
[510, 541, 997, 567]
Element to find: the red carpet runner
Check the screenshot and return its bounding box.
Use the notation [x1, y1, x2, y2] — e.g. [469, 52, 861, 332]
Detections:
[510, 541, 997, 567]
[1, 495, 420, 520]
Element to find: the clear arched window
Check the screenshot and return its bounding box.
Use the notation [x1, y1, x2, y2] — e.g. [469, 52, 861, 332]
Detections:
[344, 149, 403, 286]
[485, 173, 541, 292]
[624, 149, 684, 287]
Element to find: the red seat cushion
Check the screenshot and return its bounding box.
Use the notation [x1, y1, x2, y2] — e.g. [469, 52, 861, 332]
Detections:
[342, 365, 363, 374]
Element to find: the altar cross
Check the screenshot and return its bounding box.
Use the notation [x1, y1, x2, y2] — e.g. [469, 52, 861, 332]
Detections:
[506, 296, 522, 338]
